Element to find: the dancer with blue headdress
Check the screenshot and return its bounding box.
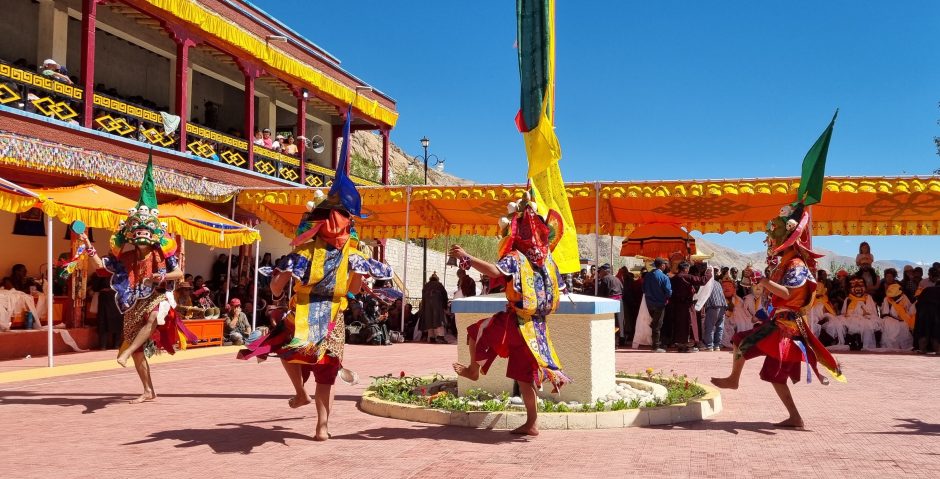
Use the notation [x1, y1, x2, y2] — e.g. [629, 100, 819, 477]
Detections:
[237, 106, 392, 441]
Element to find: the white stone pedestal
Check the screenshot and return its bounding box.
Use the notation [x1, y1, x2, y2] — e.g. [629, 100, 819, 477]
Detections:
[452, 293, 621, 404]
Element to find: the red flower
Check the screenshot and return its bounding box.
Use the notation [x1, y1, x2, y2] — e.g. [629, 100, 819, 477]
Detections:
[399, 371, 406, 378]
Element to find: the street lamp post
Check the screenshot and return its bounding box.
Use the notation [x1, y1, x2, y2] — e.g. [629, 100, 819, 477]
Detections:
[416, 136, 443, 287]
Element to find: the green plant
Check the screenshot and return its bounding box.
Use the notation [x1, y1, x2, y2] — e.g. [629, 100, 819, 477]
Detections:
[610, 399, 628, 411]
[427, 234, 499, 263]
[391, 168, 425, 186]
[350, 153, 380, 182]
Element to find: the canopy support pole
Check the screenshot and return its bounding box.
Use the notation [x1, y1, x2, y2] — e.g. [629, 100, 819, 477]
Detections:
[47, 215, 54, 368]
[401, 186, 411, 333]
[442, 234, 449, 291]
[594, 181, 600, 296]
[225, 197, 235, 304]
[251, 239, 260, 330]
[609, 233, 614, 268]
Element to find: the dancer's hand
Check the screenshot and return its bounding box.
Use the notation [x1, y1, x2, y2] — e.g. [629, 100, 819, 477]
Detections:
[449, 245, 467, 259]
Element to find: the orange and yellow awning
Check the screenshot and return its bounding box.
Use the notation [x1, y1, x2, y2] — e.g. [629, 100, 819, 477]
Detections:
[0, 181, 259, 248]
[238, 176, 940, 240]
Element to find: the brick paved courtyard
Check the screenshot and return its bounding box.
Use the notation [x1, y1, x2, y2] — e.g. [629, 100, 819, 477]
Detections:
[1, 344, 938, 478]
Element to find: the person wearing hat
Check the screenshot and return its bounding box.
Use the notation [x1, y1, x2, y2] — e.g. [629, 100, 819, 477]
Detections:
[596, 263, 626, 346]
[807, 282, 846, 347]
[450, 191, 571, 436]
[420, 272, 448, 343]
[237, 118, 393, 441]
[81, 156, 195, 404]
[712, 202, 845, 429]
[879, 283, 915, 350]
[224, 298, 252, 345]
[842, 276, 880, 350]
[261, 128, 274, 148]
[40, 59, 71, 84]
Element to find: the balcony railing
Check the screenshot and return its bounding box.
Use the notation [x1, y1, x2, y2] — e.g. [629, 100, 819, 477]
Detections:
[255, 145, 301, 182]
[1, 60, 385, 187]
[93, 92, 178, 149]
[0, 61, 84, 124]
[185, 123, 250, 169]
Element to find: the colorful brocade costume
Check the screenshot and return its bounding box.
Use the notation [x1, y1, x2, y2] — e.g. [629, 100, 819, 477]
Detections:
[237, 234, 391, 379]
[103, 246, 195, 357]
[731, 202, 845, 385]
[98, 156, 196, 357]
[733, 254, 843, 385]
[465, 192, 570, 391]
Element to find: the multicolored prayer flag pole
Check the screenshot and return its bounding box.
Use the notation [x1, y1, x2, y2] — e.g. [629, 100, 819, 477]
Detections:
[515, 0, 579, 273]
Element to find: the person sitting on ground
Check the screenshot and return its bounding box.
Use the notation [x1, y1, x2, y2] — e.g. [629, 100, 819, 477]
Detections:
[192, 275, 219, 318]
[173, 279, 199, 319]
[842, 277, 880, 350]
[224, 298, 252, 345]
[39, 59, 72, 84]
[808, 283, 845, 347]
[880, 284, 915, 350]
[10, 264, 34, 294]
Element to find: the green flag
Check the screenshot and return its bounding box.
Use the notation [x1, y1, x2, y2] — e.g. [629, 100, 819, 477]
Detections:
[797, 110, 838, 206]
[136, 150, 158, 210]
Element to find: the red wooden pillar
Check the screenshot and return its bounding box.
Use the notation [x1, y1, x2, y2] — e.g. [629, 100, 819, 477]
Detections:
[295, 89, 307, 184]
[79, 0, 98, 128]
[167, 26, 196, 152]
[238, 62, 261, 171]
[380, 128, 390, 184]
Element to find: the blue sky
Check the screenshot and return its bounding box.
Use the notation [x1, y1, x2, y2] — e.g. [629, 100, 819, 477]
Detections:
[253, 0, 939, 261]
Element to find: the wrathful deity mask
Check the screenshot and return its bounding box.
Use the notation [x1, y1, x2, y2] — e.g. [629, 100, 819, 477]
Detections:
[849, 278, 866, 298]
[122, 206, 165, 246]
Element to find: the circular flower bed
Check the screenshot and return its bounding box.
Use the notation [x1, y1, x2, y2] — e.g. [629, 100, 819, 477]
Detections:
[361, 370, 719, 430]
[367, 369, 706, 414]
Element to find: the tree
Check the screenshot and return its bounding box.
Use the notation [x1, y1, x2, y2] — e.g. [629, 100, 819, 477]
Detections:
[349, 153, 380, 183]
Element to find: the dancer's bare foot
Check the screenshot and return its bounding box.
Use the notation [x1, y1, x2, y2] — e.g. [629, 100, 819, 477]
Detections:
[314, 424, 329, 441]
[774, 417, 805, 428]
[129, 393, 156, 404]
[510, 423, 539, 436]
[116, 356, 128, 368]
[710, 377, 739, 390]
[288, 395, 312, 409]
[453, 362, 479, 381]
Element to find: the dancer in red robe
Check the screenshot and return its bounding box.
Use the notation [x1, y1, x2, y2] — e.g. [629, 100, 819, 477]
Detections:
[711, 204, 845, 428]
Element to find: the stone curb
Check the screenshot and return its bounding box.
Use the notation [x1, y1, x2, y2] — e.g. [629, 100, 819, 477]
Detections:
[360, 380, 722, 430]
